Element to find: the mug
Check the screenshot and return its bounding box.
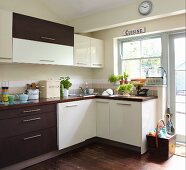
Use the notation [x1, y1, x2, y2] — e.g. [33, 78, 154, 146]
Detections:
[8, 95, 15, 103]
[88, 89, 94, 94]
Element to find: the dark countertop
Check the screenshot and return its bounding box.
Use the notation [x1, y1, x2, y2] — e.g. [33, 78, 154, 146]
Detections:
[0, 95, 157, 110]
[96, 95, 158, 102]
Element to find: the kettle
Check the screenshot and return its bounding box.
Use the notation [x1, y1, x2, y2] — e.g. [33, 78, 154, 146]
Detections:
[16, 93, 29, 101]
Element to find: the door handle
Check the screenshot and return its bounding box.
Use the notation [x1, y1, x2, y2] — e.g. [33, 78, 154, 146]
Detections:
[41, 36, 55, 41]
[96, 101, 109, 104]
[116, 103, 131, 106]
[66, 104, 78, 107]
[39, 60, 55, 62]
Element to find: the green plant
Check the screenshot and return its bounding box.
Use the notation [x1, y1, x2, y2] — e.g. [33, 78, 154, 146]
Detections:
[116, 83, 134, 93]
[117, 75, 124, 81]
[108, 74, 119, 83]
[123, 71, 129, 80]
[60, 76, 72, 90]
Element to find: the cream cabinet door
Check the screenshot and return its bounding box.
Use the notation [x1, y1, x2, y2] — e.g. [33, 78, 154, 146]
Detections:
[83, 99, 96, 140]
[0, 10, 12, 62]
[57, 101, 85, 150]
[13, 38, 73, 65]
[74, 34, 91, 67]
[57, 99, 96, 150]
[96, 99, 110, 139]
[110, 100, 141, 147]
[91, 38, 104, 68]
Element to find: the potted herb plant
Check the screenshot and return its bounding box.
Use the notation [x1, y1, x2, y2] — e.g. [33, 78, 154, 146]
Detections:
[108, 74, 120, 85]
[123, 71, 129, 84]
[118, 75, 124, 85]
[116, 83, 134, 96]
[60, 76, 72, 97]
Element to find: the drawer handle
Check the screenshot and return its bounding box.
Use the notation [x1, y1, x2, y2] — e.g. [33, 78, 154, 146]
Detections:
[93, 64, 102, 66]
[23, 109, 41, 113]
[40, 60, 55, 62]
[22, 117, 41, 123]
[41, 36, 55, 41]
[76, 63, 87, 65]
[23, 134, 41, 141]
[66, 104, 78, 107]
[117, 103, 131, 106]
[96, 101, 109, 103]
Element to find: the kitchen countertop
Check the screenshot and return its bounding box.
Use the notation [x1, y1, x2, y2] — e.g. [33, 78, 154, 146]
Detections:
[0, 95, 157, 110]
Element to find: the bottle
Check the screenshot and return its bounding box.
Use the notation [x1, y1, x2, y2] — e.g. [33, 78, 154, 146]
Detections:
[2, 87, 9, 102]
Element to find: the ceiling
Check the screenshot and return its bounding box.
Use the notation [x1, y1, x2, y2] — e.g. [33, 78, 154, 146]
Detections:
[40, 0, 135, 21]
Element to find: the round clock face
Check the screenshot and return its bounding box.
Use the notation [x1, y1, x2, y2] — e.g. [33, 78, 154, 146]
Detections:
[138, 1, 152, 15]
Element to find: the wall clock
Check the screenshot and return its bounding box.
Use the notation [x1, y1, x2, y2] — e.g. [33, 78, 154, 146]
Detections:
[138, 1, 153, 15]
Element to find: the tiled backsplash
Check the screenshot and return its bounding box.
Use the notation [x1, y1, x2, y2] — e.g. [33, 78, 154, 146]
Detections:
[0, 79, 159, 98]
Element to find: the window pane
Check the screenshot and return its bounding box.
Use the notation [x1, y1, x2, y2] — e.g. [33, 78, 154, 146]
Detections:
[122, 60, 140, 79]
[174, 37, 186, 70]
[142, 38, 162, 58]
[122, 41, 140, 59]
[141, 58, 161, 77]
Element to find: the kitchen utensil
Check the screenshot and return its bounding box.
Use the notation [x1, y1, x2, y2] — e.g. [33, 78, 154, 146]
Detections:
[105, 89, 113, 95]
[8, 95, 15, 103]
[16, 93, 29, 101]
[27, 89, 39, 100]
[88, 89, 94, 94]
[102, 91, 109, 96]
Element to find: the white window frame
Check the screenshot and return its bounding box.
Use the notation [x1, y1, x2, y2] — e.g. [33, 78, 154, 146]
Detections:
[118, 34, 163, 78]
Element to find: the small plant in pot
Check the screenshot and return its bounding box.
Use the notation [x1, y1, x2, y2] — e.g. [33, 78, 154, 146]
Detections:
[116, 83, 134, 96]
[118, 75, 124, 85]
[60, 76, 72, 97]
[108, 74, 120, 85]
[123, 71, 129, 84]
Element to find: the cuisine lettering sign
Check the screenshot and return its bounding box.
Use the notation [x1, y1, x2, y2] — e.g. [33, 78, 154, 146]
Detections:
[123, 27, 146, 36]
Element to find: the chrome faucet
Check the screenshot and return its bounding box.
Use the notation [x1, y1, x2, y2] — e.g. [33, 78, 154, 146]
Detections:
[79, 82, 89, 95]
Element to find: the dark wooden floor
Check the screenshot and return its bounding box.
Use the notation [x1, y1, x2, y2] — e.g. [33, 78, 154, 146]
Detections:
[25, 143, 186, 170]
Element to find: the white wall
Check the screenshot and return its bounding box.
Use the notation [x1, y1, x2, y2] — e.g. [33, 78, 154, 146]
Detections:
[91, 14, 186, 81]
[0, 0, 93, 85]
[0, 0, 63, 23]
[68, 0, 186, 33]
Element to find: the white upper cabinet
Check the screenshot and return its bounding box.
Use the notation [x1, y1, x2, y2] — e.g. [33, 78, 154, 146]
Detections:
[0, 10, 12, 62]
[74, 34, 104, 68]
[90, 38, 104, 68]
[74, 34, 91, 67]
[12, 13, 74, 65]
[13, 38, 73, 65]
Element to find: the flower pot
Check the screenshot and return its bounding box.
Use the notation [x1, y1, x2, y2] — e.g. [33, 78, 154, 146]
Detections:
[63, 89, 69, 97]
[119, 91, 130, 96]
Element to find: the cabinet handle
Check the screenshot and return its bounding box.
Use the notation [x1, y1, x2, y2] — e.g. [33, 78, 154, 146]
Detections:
[92, 64, 102, 66]
[40, 60, 55, 62]
[0, 57, 10, 59]
[96, 101, 109, 104]
[23, 109, 41, 113]
[22, 117, 41, 123]
[41, 36, 55, 41]
[116, 103, 131, 106]
[76, 63, 87, 65]
[23, 134, 41, 141]
[66, 104, 78, 107]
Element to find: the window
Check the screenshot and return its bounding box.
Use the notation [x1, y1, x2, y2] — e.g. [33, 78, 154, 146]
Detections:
[119, 36, 162, 79]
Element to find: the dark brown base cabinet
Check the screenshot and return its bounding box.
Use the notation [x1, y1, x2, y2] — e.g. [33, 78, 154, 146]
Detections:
[0, 104, 57, 168]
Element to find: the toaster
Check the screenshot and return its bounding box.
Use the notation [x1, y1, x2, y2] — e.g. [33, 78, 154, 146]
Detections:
[39, 80, 60, 98]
